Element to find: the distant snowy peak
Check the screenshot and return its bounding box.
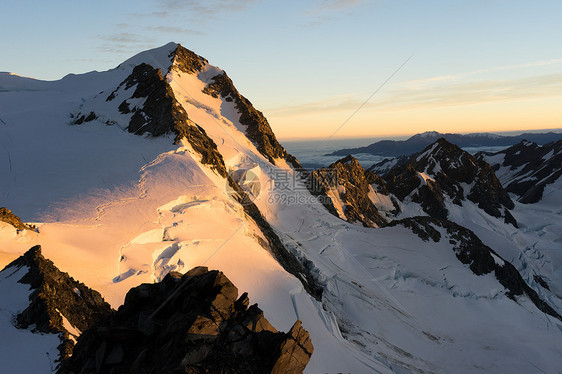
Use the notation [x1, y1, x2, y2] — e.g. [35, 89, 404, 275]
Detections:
[479, 139, 562, 203]
[412, 130, 441, 139]
[311, 139, 517, 227]
[329, 130, 562, 157]
[385, 139, 517, 225]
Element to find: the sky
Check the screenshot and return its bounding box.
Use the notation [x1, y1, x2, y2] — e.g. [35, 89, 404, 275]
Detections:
[2, 0, 562, 140]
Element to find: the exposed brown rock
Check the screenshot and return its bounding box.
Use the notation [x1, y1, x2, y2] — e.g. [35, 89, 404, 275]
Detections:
[311, 156, 389, 227]
[170, 44, 208, 74]
[0, 207, 33, 231]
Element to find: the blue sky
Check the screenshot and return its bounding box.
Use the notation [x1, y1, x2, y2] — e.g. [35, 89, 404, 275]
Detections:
[2, 0, 562, 139]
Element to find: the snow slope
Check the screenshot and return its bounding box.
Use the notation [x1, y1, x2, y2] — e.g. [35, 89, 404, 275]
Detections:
[0, 43, 389, 373]
[1, 43, 562, 373]
[0, 265, 60, 373]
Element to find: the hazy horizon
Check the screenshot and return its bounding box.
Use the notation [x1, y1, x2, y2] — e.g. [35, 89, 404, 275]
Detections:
[279, 127, 562, 142]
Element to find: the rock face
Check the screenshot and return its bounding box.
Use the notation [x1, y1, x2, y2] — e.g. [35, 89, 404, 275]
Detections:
[389, 217, 562, 321]
[0, 207, 33, 230]
[310, 156, 390, 227]
[384, 139, 516, 226]
[231, 178, 324, 300]
[58, 267, 313, 374]
[71, 43, 302, 173]
[202, 71, 300, 167]
[107, 62, 189, 139]
[367, 155, 409, 176]
[170, 44, 207, 74]
[3, 246, 112, 359]
[73, 62, 228, 177]
[478, 139, 562, 203]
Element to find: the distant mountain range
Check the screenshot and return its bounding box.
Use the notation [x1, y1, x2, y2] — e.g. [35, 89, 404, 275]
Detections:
[327, 130, 562, 157]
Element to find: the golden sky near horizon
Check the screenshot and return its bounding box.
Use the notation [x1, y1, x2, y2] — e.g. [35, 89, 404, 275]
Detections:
[265, 62, 562, 139]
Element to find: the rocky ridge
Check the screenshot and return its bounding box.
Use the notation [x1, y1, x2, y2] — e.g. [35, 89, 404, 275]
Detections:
[328, 130, 562, 157]
[58, 267, 313, 374]
[367, 155, 409, 176]
[202, 71, 301, 168]
[2, 246, 112, 360]
[71, 43, 303, 175]
[384, 139, 517, 226]
[389, 216, 561, 321]
[478, 139, 562, 203]
[310, 156, 390, 228]
[227, 177, 324, 300]
[0, 207, 34, 231]
[73, 62, 228, 177]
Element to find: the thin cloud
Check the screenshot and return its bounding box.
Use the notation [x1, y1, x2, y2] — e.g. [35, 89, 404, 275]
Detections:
[266, 95, 359, 116]
[266, 73, 562, 116]
[147, 26, 203, 35]
[316, 0, 364, 11]
[98, 32, 150, 44]
[400, 58, 562, 89]
[97, 32, 158, 56]
[155, 0, 259, 18]
[303, 0, 366, 27]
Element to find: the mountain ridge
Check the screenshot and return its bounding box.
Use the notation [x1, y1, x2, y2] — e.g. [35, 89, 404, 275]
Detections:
[328, 130, 562, 157]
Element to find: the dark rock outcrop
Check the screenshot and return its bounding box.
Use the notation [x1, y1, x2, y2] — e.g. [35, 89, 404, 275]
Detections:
[202, 71, 299, 167]
[0, 207, 33, 230]
[310, 156, 389, 227]
[478, 139, 562, 203]
[3, 246, 112, 359]
[389, 217, 561, 321]
[76, 63, 228, 177]
[170, 44, 208, 74]
[227, 177, 324, 300]
[384, 139, 516, 226]
[367, 155, 409, 176]
[109, 63, 188, 138]
[58, 267, 313, 374]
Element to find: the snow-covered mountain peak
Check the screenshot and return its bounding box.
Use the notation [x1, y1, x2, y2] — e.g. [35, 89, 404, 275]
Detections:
[414, 130, 442, 139]
[385, 138, 517, 224]
[117, 42, 214, 79]
[117, 42, 179, 77]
